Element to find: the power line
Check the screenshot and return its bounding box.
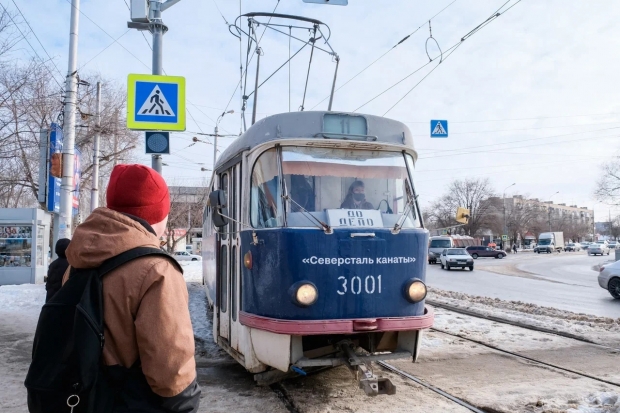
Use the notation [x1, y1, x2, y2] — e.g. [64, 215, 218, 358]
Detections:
[9, 0, 64, 81]
[122, 0, 153, 50]
[356, 0, 524, 115]
[309, 0, 459, 110]
[417, 126, 620, 157]
[404, 112, 620, 124]
[64, 0, 150, 71]
[79, 29, 131, 70]
[412, 120, 620, 138]
[0, 3, 64, 89]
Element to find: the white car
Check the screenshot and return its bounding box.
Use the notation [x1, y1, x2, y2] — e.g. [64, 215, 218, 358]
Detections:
[598, 261, 620, 299]
[173, 251, 202, 261]
[439, 248, 474, 271]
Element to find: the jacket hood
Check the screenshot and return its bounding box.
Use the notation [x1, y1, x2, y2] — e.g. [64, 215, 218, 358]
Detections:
[55, 238, 71, 258]
[66, 207, 161, 269]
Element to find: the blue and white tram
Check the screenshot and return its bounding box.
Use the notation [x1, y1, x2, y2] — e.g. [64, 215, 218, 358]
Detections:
[202, 111, 433, 395]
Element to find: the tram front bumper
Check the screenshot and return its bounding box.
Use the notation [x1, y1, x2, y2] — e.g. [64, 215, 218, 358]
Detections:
[239, 306, 434, 335]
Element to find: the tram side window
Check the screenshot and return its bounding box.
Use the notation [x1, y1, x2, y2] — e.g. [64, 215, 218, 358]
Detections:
[250, 149, 283, 228]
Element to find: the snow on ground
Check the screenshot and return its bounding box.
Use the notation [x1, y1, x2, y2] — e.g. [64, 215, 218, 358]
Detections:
[568, 392, 620, 413]
[180, 260, 203, 283]
[428, 287, 620, 347]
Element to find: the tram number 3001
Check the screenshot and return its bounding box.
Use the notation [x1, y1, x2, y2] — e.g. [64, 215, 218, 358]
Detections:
[337, 275, 382, 295]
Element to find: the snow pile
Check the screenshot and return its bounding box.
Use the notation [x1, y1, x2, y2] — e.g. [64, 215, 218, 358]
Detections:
[568, 392, 620, 413]
[428, 287, 620, 347]
[0, 284, 45, 314]
[180, 261, 203, 283]
[186, 283, 229, 362]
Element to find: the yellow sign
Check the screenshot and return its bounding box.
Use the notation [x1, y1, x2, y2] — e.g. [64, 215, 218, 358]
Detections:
[127, 74, 186, 131]
[455, 207, 470, 224]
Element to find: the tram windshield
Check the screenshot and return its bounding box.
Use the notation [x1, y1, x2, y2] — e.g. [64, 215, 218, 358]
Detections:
[250, 147, 421, 229]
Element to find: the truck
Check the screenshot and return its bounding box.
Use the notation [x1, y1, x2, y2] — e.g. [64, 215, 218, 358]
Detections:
[534, 232, 564, 253]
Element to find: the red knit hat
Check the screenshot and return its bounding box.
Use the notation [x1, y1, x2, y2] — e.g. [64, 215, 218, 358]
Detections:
[106, 164, 170, 225]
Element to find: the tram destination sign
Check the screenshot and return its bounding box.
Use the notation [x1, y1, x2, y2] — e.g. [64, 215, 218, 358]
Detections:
[327, 209, 382, 228]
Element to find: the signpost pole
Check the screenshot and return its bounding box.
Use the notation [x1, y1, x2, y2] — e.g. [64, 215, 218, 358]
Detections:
[90, 82, 101, 212]
[150, 0, 165, 174]
[58, 0, 80, 240]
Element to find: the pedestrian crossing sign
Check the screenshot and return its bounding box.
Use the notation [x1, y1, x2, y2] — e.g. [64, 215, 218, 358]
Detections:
[127, 74, 186, 131]
[430, 119, 448, 138]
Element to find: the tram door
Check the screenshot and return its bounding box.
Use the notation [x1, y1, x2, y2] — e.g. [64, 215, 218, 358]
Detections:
[217, 163, 241, 348]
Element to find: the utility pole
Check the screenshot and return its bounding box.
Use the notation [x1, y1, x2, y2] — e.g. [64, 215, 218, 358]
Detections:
[58, 0, 80, 240]
[503, 183, 515, 245]
[128, 0, 183, 175]
[214, 110, 234, 170]
[90, 82, 101, 212]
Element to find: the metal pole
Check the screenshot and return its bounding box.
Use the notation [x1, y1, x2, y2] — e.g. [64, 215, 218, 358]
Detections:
[151, 0, 164, 174]
[327, 55, 340, 111]
[251, 49, 261, 125]
[90, 82, 101, 212]
[58, 0, 80, 240]
[213, 125, 218, 171]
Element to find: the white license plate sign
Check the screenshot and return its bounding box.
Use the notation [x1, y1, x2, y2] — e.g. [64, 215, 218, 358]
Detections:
[326, 209, 383, 228]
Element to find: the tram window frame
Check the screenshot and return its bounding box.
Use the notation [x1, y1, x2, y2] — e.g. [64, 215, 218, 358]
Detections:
[219, 245, 228, 313]
[220, 173, 229, 240]
[231, 246, 237, 321]
[250, 148, 283, 228]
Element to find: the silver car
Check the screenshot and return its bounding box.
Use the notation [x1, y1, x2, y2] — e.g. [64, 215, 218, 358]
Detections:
[588, 243, 610, 256]
[598, 261, 620, 299]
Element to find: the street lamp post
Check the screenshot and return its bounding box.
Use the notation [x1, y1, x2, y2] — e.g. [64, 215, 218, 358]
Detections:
[546, 191, 559, 231]
[503, 183, 516, 246]
[214, 110, 234, 171]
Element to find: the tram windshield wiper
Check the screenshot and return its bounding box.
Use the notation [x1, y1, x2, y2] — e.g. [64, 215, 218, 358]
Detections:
[282, 194, 332, 234]
[392, 181, 417, 234]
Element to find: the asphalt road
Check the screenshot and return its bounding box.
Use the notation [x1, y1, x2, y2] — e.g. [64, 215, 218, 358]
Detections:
[426, 250, 620, 318]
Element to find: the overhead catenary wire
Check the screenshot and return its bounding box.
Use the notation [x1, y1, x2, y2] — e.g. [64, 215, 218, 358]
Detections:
[309, 0, 459, 110]
[356, 0, 524, 115]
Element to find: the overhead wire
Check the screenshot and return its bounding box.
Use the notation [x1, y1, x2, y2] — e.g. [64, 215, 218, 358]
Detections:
[309, 0, 459, 110]
[356, 0, 524, 115]
[9, 0, 64, 80]
[0, 3, 64, 89]
[404, 112, 620, 124]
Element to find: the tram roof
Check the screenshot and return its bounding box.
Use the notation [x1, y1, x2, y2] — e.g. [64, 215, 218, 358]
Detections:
[215, 111, 414, 170]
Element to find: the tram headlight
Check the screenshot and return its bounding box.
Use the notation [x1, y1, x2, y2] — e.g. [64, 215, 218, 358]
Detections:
[403, 278, 427, 303]
[289, 282, 318, 307]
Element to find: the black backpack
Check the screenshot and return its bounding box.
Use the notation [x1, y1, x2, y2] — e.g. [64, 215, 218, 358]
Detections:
[25, 247, 182, 413]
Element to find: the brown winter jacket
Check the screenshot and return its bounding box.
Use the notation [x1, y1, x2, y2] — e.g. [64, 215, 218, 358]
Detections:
[63, 208, 200, 411]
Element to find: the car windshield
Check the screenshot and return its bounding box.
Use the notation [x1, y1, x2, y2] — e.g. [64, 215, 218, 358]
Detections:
[250, 147, 421, 229]
[447, 249, 468, 255]
[430, 239, 451, 248]
[538, 239, 551, 245]
[567, 243, 574, 246]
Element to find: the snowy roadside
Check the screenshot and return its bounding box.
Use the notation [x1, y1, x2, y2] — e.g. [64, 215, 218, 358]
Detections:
[428, 287, 620, 347]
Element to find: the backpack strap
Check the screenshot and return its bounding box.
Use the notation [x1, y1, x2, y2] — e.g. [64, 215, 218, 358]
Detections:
[98, 247, 183, 278]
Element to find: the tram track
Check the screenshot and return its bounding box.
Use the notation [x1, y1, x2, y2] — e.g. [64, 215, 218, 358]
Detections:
[426, 299, 619, 351]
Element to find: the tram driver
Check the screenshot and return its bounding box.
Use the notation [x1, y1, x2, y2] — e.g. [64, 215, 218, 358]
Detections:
[340, 180, 374, 210]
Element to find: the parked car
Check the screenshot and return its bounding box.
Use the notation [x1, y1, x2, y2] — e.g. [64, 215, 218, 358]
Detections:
[173, 251, 202, 261]
[465, 245, 506, 259]
[588, 243, 610, 256]
[598, 262, 620, 299]
[580, 242, 591, 250]
[565, 242, 581, 252]
[439, 248, 474, 271]
[608, 241, 617, 249]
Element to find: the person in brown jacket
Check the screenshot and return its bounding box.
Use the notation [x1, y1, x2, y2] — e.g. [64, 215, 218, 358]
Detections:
[63, 164, 201, 412]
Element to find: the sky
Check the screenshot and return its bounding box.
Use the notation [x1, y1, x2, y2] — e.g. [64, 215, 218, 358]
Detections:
[6, 0, 620, 221]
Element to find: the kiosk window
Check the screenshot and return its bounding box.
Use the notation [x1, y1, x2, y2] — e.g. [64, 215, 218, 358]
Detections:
[0, 225, 32, 267]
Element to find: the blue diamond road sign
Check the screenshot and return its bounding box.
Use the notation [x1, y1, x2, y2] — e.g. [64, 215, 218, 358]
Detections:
[431, 120, 448, 138]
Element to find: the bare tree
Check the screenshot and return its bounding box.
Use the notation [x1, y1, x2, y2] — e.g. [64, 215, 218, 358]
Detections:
[595, 159, 620, 206]
[425, 178, 497, 236]
[505, 198, 546, 244]
[165, 185, 209, 253]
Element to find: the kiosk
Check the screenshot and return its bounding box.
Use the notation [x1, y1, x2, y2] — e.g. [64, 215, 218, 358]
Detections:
[0, 208, 51, 285]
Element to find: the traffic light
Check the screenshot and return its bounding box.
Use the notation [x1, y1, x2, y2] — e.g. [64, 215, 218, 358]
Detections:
[456, 207, 470, 224]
